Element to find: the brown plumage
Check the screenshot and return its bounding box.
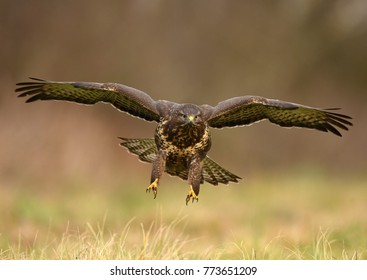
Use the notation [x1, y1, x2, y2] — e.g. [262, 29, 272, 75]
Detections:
[16, 78, 353, 204]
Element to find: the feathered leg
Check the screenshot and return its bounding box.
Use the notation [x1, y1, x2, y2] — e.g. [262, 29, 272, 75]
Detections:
[147, 150, 166, 198]
[186, 157, 202, 205]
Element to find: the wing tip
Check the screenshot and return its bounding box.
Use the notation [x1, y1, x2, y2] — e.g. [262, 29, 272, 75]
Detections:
[323, 109, 353, 137]
[15, 77, 47, 102]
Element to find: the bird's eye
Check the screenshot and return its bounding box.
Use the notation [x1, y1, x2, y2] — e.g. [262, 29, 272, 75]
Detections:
[180, 113, 187, 119]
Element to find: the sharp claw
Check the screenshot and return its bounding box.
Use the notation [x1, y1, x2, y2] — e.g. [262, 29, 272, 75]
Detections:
[146, 178, 159, 199]
[185, 185, 199, 205]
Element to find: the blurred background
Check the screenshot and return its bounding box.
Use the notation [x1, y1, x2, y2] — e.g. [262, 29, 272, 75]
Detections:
[1, 0, 366, 258]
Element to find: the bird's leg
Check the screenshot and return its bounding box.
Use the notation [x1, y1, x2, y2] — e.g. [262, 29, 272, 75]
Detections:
[186, 185, 199, 205]
[147, 150, 166, 199]
[186, 157, 202, 205]
[147, 178, 159, 198]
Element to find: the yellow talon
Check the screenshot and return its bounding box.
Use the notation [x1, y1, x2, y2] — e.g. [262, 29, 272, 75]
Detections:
[186, 185, 199, 205]
[146, 178, 159, 199]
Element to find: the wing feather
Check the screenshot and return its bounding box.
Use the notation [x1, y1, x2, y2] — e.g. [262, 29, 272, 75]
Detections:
[16, 77, 161, 122]
[207, 96, 352, 136]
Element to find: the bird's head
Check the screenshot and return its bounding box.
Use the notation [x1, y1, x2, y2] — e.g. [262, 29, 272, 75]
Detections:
[172, 104, 204, 126]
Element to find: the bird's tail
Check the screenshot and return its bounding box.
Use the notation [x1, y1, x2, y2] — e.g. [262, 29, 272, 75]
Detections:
[119, 137, 241, 186]
[119, 137, 157, 163]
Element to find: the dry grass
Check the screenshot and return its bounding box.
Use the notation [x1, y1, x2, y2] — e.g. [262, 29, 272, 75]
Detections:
[1, 171, 366, 260]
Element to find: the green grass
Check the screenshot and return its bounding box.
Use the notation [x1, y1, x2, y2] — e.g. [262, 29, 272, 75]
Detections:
[1, 171, 366, 259]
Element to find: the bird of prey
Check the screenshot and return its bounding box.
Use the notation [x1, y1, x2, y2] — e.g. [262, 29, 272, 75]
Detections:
[15, 78, 352, 204]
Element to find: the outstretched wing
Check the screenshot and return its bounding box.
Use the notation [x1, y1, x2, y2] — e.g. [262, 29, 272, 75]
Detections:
[15, 77, 161, 122]
[207, 96, 352, 136]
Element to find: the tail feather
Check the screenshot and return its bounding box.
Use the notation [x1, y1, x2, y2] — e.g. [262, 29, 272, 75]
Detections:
[202, 156, 241, 185]
[119, 138, 241, 185]
[119, 137, 157, 163]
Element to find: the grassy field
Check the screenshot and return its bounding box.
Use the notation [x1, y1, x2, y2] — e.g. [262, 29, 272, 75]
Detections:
[1, 170, 366, 260]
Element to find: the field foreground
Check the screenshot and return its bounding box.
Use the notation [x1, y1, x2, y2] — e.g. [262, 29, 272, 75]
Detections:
[1, 171, 366, 259]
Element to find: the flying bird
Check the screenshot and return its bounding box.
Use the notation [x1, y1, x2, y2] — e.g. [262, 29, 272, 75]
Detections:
[15, 78, 352, 204]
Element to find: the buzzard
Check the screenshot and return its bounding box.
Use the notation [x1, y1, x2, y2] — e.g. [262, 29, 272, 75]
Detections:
[15, 78, 352, 204]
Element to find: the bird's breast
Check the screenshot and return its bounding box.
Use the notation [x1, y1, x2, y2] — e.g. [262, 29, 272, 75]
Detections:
[155, 121, 211, 159]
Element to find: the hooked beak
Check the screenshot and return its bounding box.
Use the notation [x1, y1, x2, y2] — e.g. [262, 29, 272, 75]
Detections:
[182, 115, 196, 126]
[187, 115, 195, 123]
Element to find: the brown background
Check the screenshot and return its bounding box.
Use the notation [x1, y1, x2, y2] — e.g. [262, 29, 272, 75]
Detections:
[1, 0, 366, 191]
